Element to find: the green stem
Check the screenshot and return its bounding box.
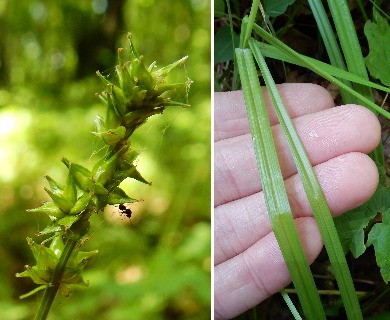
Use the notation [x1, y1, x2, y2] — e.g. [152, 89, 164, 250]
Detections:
[34, 237, 79, 320]
[280, 289, 302, 320]
[356, 0, 369, 21]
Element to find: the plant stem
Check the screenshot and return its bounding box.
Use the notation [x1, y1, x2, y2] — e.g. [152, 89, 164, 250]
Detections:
[34, 237, 79, 320]
[280, 289, 302, 320]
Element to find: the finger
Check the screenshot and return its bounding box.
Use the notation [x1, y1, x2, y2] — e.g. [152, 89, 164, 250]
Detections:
[215, 104, 380, 206]
[214, 217, 323, 320]
[214, 152, 378, 265]
[214, 83, 335, 142]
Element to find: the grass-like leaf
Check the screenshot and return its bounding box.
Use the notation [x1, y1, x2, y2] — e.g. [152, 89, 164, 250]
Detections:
[235, 47, 326, 320]
[243, 0, 260, 48]
[327, 0, 373, 101]
[251, 23, 390, 120]
[326, 0, 385, 178]
[249, 38, 363, 320]
[307, 0, 357, 104]
[253, 41, 390, 94]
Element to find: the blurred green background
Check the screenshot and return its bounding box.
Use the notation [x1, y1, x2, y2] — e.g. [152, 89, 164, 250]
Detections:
[0, 0, 210, 319]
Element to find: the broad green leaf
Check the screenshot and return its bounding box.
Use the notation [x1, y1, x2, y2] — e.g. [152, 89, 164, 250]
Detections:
[214, 26, 239, 63]
[214, 0, 225, 17]
[263, 0, 295, 17]
[367, 221, 390, 283]
[335, 185, 390, 258]
[366, 196, 390, 283]
[364, 11, 390, 86]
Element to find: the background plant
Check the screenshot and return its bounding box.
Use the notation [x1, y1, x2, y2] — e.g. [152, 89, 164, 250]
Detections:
[0, 1, 210, 319]
[215, 0, 390, 318]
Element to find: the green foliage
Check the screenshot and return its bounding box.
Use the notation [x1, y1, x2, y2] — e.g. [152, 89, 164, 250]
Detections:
[367, 210, 390, 283]
[17, 237, 98, 298]
[263, 0, 295, 17]
[214, 26, 239, 63]
[364, 9, 390, 86]
[217, 0, 390, 318]
[0, 0, 210, 319]
[17, 38, 192, 313]
[335, 186, 390, 260]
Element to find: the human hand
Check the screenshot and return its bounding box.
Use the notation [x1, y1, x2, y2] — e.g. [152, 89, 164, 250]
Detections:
[214, 83, 380, 319]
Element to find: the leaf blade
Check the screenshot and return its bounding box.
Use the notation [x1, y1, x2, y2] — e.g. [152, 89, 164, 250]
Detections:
[236, 47, 326, 320]
[249, 38, 363, 320]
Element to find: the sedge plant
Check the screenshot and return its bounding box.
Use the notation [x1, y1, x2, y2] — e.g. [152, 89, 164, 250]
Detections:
[219, 0, 390, 318]
[16, 33, 191, 320]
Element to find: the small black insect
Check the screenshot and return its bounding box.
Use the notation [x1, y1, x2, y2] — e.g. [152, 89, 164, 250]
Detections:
[119, 204, 132, 219]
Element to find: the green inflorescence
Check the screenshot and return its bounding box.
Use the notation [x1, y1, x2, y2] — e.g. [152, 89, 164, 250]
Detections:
[17, 33, 191, 298]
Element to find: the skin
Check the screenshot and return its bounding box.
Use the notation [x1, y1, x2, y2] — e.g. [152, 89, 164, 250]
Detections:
[214, 83, 381, 319]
